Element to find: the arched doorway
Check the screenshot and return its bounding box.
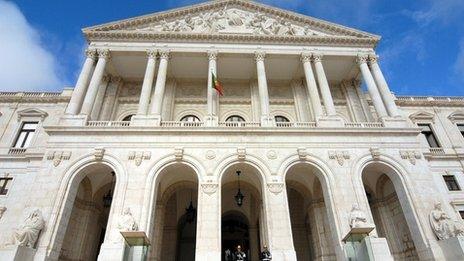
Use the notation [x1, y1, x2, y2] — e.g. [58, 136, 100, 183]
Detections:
[149, 163, 199, 261]
[221, 163, 266, 261]
[59, 163, 116, 261]
[362, 163, 419, 260]
[285, 163, 336, 260]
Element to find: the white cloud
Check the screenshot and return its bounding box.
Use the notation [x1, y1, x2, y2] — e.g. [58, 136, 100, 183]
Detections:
[0, 0, 63, 91]
[412, 0, 464, 25]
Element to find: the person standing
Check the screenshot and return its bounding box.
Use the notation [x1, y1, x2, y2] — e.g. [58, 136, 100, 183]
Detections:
[225, 248, 233, 261]
[260, 245, 272, 261]
[235, 245, 246, 261]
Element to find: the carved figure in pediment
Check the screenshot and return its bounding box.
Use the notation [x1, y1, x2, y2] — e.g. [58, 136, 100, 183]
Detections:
[276, 20, 291, 35]
[209, 10, 228, 31]
[290, 24, 306, 36]
[173, 16, 194, 32]
[226, 9, 245, 26]
[193, 13, 212, 33]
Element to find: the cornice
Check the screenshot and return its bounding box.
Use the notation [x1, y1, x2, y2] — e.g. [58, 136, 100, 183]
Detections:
[396, 96, 464, 107]
[0, 92, 70, 103]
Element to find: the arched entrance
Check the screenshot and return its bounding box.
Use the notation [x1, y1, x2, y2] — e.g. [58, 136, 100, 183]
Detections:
[285, 163, 336, 260]
[59, 163, 116, 261]
[149, 163, 199, 261]
[221, 163, 266, 261]
[362, 163, 419, 259]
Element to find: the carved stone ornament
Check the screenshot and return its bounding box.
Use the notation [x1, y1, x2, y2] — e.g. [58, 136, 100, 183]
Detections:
[370, 147, 380, 160]
[175, 147, 184, 161]
[85, 48, 97, 59]
[118, 208, 138, 232]
[429, 202, 464, 240]
[6, 208, 45, 248]
[0, 206, 6, 220]
[400, 150, 422, 165]
[97, 49, 111, 59]
[94, 147, 105, 161]
[297, 147, 307, 160]
[237, 147, 246, 160]
[328, 150, 350, 166]
[267, 150, 277, 160]
[205, 150, 216, 160]
[356, 54, 369, 65]
[201, 183, 219, 195]
[128, 151, 151, 166]
[46, 151, 71, 167]
[349, 204, 370, 228]
[267, 183, 284, 194]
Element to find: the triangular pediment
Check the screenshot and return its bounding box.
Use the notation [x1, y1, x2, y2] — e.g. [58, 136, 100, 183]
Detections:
[17, 108, 48, 120]
[83, 0, 379, 47]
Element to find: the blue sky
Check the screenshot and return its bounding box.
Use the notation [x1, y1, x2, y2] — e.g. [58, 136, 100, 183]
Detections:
[1, 0, 463, 96]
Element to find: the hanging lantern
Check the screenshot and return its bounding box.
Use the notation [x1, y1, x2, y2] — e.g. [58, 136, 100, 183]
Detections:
[185, 190, 196, 223]
[103, 171, 115, 208]
[235, 170, 245, 207]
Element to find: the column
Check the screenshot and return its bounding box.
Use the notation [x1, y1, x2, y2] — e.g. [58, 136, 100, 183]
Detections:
[90, 75, 110, 120]
[357, 55, 388, 118]
[80, 49, 110, 116]
[66, 49, 96, 115]
[312, 53, 336, 116]
[206, 51, 218, 125]
[137, 50, 158, 115]
[255, 52, 273, 126]
[301, 53, 323, 119]
[368, 55, 400, 117]
[99, 77, 121, 121]
[149, 50, 170, 118]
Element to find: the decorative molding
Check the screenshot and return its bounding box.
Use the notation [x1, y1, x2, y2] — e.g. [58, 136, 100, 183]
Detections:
[159, 49, 171, 59]
[46, 151, 71, 167]
[328, 150, 350, 166]
[174, 147, 184, 161]
[85, 48, 97, 59]
[370, 147, 380, 160]
[128, 151, 151, 166]
[17, 108, 48, 121]
[266, 150, 277, 160]
[207, 50, 218, 60]
[201, 183, 219, 195]
[254, 51, 266, 62]
[147, 49, 158, 59]
[409, 111, 435, 123]
[237, 147, 246, 160]
[97, 49, 111, 59]
[267, 183, 284, 194]
[311, 53, 323, 62]
[94, 147, 105, 161]
[400, 150, 422, 165]
[448, 111, 464, 123]
[356, 54, 368, 65]
[297, 147, 307, 160]
[205, 150, 216, 160]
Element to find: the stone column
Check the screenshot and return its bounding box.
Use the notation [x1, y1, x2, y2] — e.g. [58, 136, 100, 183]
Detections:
[99, 77, 121, 121]
[206, 51, 219, 126]
[149, 50, 170, 124]
[90, 75, 110, 120]
[368, 55, 400, 117]
[80, 49, 110, 116]
[66, 49, 96, 115]
[137, 50, 158, 116]
[357, 55, 388, 118]
[301, 53, 323, 119]
[195, 183, 221, 261]
[255, 52, 273, 126]
[312, 53, 336, 116]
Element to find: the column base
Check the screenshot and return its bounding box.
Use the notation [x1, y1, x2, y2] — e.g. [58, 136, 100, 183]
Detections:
[204, 115, 219, 127]
[59, 114, 88, 126]
[380, 116, 409, 128]
[270, 249, 297, 261]
[0, 245, 37, 261]
[317, 115, 344, 127]
[97, 241, 125, 261]
[438, 236, 464, 260]
[195, 250, 221, 261]
[130, 115, 161, 127]
[261, 115, 275, 127]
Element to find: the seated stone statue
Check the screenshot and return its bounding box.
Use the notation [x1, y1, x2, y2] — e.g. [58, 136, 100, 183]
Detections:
[429, 202, 464, 240]
[349, 203, 369, 228]
[118, 208, 138, 231]
[10, 209, 45, 248]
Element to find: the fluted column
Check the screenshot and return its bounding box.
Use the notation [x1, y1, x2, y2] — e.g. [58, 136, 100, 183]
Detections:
[66, 49, 96, 115]
[255, 52, 273, 126]
[137, 50, 158, 115]
[312, 53, 336, 116]
[80, 49, 110, 116]
[301, 53, 323, 119]
[368, 55, 400, 117]
[357, 55, 388, 118]
[207, 51, 218, 117]
[149, 50, 170, 117]
[90, 75, 110, 120]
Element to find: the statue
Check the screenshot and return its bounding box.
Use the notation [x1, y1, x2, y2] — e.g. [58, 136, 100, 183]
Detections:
[9, 209, 45, 248]
[226, 9, 244, 26]
[0, 206, 6, 220]
[429, 202, 464, 240]
[118, 208, 138, 231]
[349, 204, 369, 228]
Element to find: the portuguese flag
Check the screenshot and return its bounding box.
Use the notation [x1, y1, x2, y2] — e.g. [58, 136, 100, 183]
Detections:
[211, 72, 224, 96]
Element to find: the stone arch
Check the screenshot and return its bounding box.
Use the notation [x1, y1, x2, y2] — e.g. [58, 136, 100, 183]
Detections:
[221, 109, 251, 122]
[176, 108, 205, 122]
[215, 154, 271, 184]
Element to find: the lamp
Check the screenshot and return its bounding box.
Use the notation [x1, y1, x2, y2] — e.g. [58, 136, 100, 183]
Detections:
[103, 171, 115, 208]
[234, 170, 244, 207]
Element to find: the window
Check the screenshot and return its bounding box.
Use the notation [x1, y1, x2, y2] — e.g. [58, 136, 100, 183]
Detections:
[0, 177, 13, 195]
[180, 115, 200, 122]
[460, 211, 464, 220]
[458, 124, 464, 138]
[226, 115, 245, 122]
[418, 124, 440, 147]
[13, 122, 38, 149]
[275, 116, 290, 123]
[122, 115, 134, 122]
[443, 175, 460, 191]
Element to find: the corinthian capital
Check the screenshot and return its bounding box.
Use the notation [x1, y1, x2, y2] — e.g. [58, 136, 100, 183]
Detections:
[97, 49, 111, 59]
[85, 48, 97, 59]
[368, 54, 379, 64]
[311, 53, 323, 62]
[255, 51, 266, 62]
[147, 49, 157, 59]
[356, 54, 368, 65]
[208, 51, 218, 61]
[300, 53, 311, 63]
[159, 50, 170, 60]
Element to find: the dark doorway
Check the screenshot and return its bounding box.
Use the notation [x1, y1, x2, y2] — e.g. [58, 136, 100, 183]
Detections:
[222, 212, 250, 261]
[175, 212, 197, 261]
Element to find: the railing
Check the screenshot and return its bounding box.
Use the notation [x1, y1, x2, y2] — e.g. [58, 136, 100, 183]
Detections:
[161, 121, 205, 127]
[429, 148, 445, 155]
[396, 96, 464, 102]
[0, 91, 62, 97]
[276, 122, 317, 128]
[86, 121, 131, 127]
[8, 148, 26, 155]
[345, 122, 384, 128]
[218, 122, 261, 127]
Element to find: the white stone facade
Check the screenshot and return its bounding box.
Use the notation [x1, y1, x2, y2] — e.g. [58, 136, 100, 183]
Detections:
[1, 1, 464, 260]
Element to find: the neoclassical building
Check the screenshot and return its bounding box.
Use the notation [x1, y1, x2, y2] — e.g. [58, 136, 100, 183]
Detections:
[1, 0, 464, 260]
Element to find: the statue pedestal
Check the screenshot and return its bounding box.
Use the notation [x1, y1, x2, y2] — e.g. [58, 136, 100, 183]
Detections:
[121, 231, 150, 261]
[0, 245, 36, 261]
[130, 115, 161, 127]
[317, 116, 344, 127]
[438, 236, 464, 260]
[343, 227, 393, 261]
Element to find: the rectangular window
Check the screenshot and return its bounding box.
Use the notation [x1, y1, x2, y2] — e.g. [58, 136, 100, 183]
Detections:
[418, 124, 440, 147]
[443, 175, 461, 191]
[458, 124, 464, 138]
[13, 122, 38, 148]
[0, 177, 13, 195]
